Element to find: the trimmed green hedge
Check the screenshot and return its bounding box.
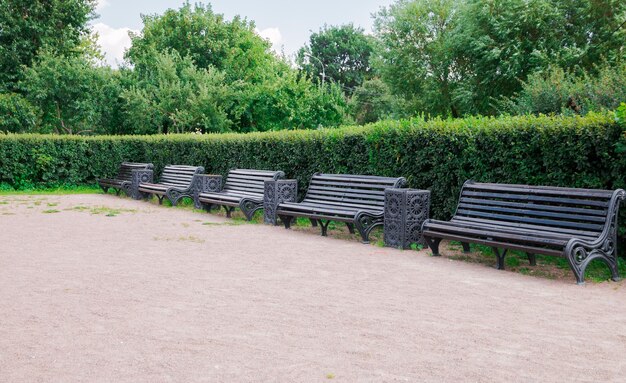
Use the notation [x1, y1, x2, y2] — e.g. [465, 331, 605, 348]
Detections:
[1, 112, 625, 252]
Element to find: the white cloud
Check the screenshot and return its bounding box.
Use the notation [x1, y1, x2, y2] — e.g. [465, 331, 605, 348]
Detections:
[256, 27, 283, 54]
[95, 0, 110, 11]
[92, 22, 137, 68]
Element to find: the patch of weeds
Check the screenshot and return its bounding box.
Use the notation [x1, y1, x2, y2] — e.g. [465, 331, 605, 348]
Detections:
[326, 373, 335, 379]
[410, 243, 424, 251]
[458, 242, 626, 283]
[2, 212, 15, 215]
[374, 239, 385, 247]
[295, 217, 313, 227]
[67, 205, 137, 216]
[0, 201, 8, 205]
[42, 209, 60, 214]
[154, 235, 205, 243]
[46, 202, 58, 207]
[0, 185, 100, 196]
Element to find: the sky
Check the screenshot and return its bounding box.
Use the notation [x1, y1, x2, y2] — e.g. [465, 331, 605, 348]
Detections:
[91, 0, 395, 67]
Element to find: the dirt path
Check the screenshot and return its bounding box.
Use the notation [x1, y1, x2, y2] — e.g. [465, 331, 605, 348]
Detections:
[0, 194, 625, 382]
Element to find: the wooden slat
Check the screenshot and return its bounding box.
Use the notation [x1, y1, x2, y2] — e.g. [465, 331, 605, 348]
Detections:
[313, 174, 401, 185]
[466, 182, 613, 198]
[451, 216, 601, 237]
[461, 191, 609, 208]
[424, 222, 569, 247]
[460, 197, 607, 216]
[434, 219, 597, 242]
[456, 209, 604, 231]
[457, 202, 606, 223]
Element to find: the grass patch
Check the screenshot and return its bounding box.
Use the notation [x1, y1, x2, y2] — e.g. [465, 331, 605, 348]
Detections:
[66, 205, 137, 216]
[42, 209, 60, 214]
[446, 241, 626, 283]
[153, 235, 205, 243]
[0, 185, 100, 196]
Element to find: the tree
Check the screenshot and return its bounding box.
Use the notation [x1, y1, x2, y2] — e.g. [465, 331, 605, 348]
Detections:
[0, 0, 96, 90]
[126, 2, 276, 83]
[374, 0, 462, 117]
[296, 24, 375, 94]
[20, 51, 118, 134]
[495, 62, 626, 116]
[454, 0, 626, 114]
[121, 49, 233, 134]
[349, 78, 401, 125]
[0, 93, 37, 133]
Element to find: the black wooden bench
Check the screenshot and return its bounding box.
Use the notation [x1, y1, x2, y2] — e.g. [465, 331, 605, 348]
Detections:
[277, 173, 407, 243]
[421, 181, 626, 284]
[135, 165, 204, 206]
[98, 162, 153, 196]
[194, 169, 285, 220]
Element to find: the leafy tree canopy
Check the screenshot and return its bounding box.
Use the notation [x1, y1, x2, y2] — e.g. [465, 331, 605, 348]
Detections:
[296, 24, 375, 94]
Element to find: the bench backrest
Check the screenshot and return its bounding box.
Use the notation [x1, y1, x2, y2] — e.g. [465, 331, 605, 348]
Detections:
[453, 181, 615, 236]
[159, 165, 204, 189]
[302, 173, 407, 212]
[223, 169, 284, 196]
[116, 162, 153, 182]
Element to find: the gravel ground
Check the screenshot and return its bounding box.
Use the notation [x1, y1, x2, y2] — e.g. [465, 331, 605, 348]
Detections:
[0, 194, 625, 383]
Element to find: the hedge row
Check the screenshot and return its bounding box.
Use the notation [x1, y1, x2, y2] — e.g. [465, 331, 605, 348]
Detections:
[1, 112, 625, 252]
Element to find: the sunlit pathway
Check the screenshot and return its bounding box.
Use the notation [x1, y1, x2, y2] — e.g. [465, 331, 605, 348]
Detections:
[1, 194, 625, 382]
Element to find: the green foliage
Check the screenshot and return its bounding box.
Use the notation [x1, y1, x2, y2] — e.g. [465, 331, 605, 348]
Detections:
[349, 78, 403, 125]
[497, 63, 626, 116]
[453, 0, 626, 115]
[374, 0, 461, 117]
[0, 0, 96, 89]
[296, 24, 374, 94]
[122, 50, 233, 134]
[20, 51, 121, 134]
[0, 93, 37, 133]
[126, 2, 274, 84]
[1, 112, 625, 252]
[373, 0, 626, 117]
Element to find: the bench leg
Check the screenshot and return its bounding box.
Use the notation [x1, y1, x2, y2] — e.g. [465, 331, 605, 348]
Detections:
[346, 223, 355, 234]
[280, 215, 292, 229]
[240, 200, 261, 221]
[492, 247, 508, 270]
[564, 242, 621, 285]
[425, 237, 441, 256]
[527, 252, 536, 266]
[310, 218, 318, 227]
[223, 206, 235, 218]
[461, 242, 471, 253]
[156, 195, 164, 205]
[99, 185, 109, 194]
[115, 189, 121, 196]
[318, 220, 331, 236]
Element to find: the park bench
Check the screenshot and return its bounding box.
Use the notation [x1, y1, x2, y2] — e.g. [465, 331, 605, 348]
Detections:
[98, 162, 153, 196]
[421, 181, 626, 284]
[134, 165, 204, 206]
[195, 169, 285, 220]
[277, 173, 407, 243]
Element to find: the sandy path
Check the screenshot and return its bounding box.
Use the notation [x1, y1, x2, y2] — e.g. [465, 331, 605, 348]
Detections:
[0, 194, 625, 382]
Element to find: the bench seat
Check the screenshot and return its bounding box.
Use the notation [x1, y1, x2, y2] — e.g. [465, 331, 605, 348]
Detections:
[136, 165, 204, 206]
[277, 173, 406, 243]
[422, 181, 625, 284]
[194, 169, 285, 220]
[98, 162, 153, 196]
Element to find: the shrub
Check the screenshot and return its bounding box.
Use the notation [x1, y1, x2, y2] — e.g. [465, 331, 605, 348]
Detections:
[1, 112, 625, 253]
[0, 93, 37, 133]
[497, 63, 626, 115]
